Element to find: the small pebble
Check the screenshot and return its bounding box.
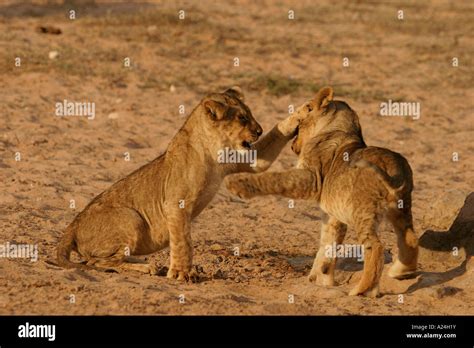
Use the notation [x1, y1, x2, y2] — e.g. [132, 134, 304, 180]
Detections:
[147, 25, 158, 34]
[210, 243, 224, 251]
[48, 51, 59, 60]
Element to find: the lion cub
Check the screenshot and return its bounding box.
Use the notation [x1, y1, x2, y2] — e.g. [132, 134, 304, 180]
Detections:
[226, 87, 419, 296]
[57, 87, 301, 281]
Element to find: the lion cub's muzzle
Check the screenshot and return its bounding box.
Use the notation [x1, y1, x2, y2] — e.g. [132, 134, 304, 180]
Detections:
[243, 125, 263, 149]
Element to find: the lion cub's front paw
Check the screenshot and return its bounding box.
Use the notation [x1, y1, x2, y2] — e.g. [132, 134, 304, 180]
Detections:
[277, 114, 302, 137]
[349, 284, 380, 298]
[167, 267, 199, 283]
[226, 175, 257, 199]
[308, 271, 335, 286]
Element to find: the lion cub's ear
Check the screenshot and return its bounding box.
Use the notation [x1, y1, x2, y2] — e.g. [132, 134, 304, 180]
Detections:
[314, 87, 334, 110]
[224, 86, 245, 101]
[204, 100, 227, 120]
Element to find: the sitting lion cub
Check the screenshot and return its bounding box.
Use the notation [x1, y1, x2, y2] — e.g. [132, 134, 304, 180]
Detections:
[57, 87, 301, 281]
[226, 87, 419, 296]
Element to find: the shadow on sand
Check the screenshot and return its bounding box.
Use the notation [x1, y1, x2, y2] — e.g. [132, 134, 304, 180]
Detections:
[406, 192, 474, 293]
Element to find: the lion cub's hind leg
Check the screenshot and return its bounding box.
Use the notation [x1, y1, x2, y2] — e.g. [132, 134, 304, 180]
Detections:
[76, 206, 152, 273]
[387, 208, 418, 279]
[87, 255, 158, 275]
[349, 213, 384, 297]
[119, 258, 159, 275]
[309, 215, 347, 286]
[85, 244, 128, 271]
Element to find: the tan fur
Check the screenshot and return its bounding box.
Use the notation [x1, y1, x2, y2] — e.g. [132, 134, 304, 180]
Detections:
[57, 87, 301, 281]
[226, 87, 419, 296]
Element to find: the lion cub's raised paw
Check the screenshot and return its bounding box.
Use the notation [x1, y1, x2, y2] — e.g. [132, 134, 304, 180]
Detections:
[226, 175, 257, 199]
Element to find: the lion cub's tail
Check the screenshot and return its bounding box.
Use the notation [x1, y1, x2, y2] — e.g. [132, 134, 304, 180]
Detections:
[57, 223, 96, 270]
[353, 159, 405, 197]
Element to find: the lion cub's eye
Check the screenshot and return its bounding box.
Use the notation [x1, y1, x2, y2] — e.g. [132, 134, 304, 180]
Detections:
[238, 115, 248, 124]
[307, 104, 313, 112]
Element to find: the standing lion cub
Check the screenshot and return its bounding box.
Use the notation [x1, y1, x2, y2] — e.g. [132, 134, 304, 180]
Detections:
[226, 87, 419, 296]
[57, 87, 301, 281]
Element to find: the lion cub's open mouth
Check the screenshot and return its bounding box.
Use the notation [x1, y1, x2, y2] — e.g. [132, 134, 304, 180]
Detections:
[241, 140, 254, 149]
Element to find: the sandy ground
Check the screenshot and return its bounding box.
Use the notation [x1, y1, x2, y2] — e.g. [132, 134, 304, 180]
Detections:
[0, 0, 473, 315]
